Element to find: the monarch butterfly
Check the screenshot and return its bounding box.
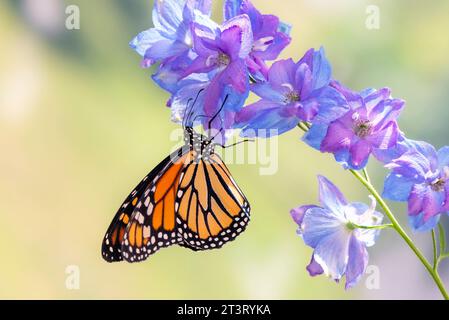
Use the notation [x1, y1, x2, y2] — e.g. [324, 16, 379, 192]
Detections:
[101, 96, 250, 263]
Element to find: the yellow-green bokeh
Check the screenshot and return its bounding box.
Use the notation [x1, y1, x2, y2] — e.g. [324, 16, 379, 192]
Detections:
[1, 0, 448, 299]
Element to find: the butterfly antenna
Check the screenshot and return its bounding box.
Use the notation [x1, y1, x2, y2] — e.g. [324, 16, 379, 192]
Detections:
[211, 127, 224, 141]
[217, 139, 255, 148]
[191, 114, 211, 124]
[185, 89, 204, 127]
[208, 94, 229, 132]
[182, 98, 194, 128]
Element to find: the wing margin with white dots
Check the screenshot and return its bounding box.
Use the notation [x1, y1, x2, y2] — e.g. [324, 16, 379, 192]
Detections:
[120, 147, 191, 262]
[101, 151, 175, 262]
[175, 152, 251, 251]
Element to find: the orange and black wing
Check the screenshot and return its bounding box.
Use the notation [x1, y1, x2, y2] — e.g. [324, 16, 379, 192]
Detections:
[101, 151, 178, 262]
[103, 147, 250, 263]
[120, 148, 193, 262]
[176, 153, 250, 251]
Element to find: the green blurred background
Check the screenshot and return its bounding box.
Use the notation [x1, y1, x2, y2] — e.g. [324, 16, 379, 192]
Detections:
[1, 0, 448, 299]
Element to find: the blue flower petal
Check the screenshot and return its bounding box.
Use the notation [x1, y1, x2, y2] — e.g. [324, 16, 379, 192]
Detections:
[345, 235, 368, 289]
[333, 149, 351, 170]
[363, 87, 391, 111]
[278, 21, 292, 35]
[303, 123, 328, 150]
[152, 52, 198, 93]
[311, 47, 332, 90]
[437, 146, 449, 169]
[251, 83, 285, 103]
[307, 86, 349, 124]
[239, 112, 299, 138]
[152, 0, 185, 37]
[408, 184, 445, 227]
[387, 149, 435, 179]
[223, 0, 242, 20]
[409, 212, 440, 232]
[290, 205, 318, 236]
[170, 78, 208, 125]
[236, 99, 299, 138]
[306, 255, 325, 276]
[407, 141, 439, 171]
[372, 134, 409, 164]
[185, 0, 212, 16]
[302, 207, 346, 249]
[382, 173, 415, 202]
[265, 58, 297, 89]
[311, 225, 351, 282]
[317, 175, 348, 214]
[345, 201, 383, 247]
[129, 28, 166, 56]
[144, 39, 188, 62]
[333, 149, 369, 171]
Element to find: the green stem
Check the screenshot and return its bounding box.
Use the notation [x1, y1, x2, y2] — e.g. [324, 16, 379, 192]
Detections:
[362, 168, 371, 184]
[437, 223, 449, 263]
[432, 229, 438, 271]
[438, 223, 447, 254]
[353, 223, 393, 230]
[350, 170, 449, 300]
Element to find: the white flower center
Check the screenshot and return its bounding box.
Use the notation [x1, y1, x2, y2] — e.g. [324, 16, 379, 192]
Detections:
[252, 36, 274, 52]
[430, 177, 446, 192]
[206, 52, 230, 68]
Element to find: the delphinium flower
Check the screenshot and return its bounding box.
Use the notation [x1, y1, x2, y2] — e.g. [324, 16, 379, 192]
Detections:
[291, 176, 383, 289]
[383, 141, 449, 231]
[130, 0, 253, 134]
[304, 81, 405, 170]
[181, 14, 253, 130]
[235, 48, 347, 137]
[130, 0, 293, 135]
[129, 0, 216, 92]
[224, 0, 291, 80]
[169, 73, 248, 135]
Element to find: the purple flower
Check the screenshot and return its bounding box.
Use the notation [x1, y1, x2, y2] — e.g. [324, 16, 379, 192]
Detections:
[130, 1, 252, 133]
[129, 0, 216, 92]
[304, 81, 405, 170]
[224, 0, 291, 80]
[371, 133, 408, 164]
[372, 135, 436, 165]
[291, 176, 383, 289]
[235, 48, 347, 137]
[169, 73, 248, 137]
[179, 14, 252, 129]
[382, 140, 449, 231]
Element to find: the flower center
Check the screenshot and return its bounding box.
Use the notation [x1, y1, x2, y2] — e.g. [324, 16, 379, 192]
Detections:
[430, 178, 446, 192]
[354, 120, 373, 138]
[346, 221, 357, 231]
[252, 36, 274, 52]
[285, 90, 300, 103]
[217, 52, 230, 67]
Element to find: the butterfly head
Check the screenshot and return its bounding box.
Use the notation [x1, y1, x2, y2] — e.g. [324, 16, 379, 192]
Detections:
[184, 127, 215, 160]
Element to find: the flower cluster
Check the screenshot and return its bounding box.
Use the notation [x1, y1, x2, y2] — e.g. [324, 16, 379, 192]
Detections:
[132, 0, 449, 290]
[131, 0, 291, 132]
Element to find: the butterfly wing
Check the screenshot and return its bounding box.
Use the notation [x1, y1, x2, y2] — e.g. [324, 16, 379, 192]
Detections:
[176, 152, 250, 251]
[120, 148, 193, 262]
[101, 150, 178, 262]
[103, 145, 250, 262]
